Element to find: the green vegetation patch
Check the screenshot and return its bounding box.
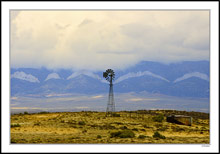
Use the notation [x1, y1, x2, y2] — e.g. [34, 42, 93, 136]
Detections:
[171, 126, 185, 132]
[152, 114, 164, 122]
[24, 111, 29, 115]
[132, 128, 139, 131]
[34, 122, 41, 126]
[38, 111, 50, 114]
[110, 130, 135, 138]
[97, 135, 102, 139]
[78, 121, 86, 125]
[112, 113, 121, 117]
[120, 126, 128, 130]
[138, 135, 147, 139]
[11, 123, 21, 128]
[153, 131, 166, 139]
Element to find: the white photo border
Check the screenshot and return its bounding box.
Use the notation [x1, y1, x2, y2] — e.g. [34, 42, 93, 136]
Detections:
[2, 1, 219, 153]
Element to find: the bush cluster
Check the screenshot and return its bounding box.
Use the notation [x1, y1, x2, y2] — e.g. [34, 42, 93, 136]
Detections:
[171, 126, 185, 132]
[120, 126, 128, 130]
[112, 113, 121, 117]
[34, 122, 41, 126]
[110, 130, 135, 138]
[78, 121, 86, 125]
[101, 124, 116, 129]
[152, 114, 164, 122]
[138, 135, 147, 139]
[132, 128, 139, 131]
[97, 135, 102, 139]
[152, 131, 166, 139]
[38, 111, 49, 114]
[82, 130, 87, 133]
[11, 124, 21, 128]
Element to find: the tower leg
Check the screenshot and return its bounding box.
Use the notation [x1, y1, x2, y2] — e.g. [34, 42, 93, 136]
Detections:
[106, 83, 115, 116]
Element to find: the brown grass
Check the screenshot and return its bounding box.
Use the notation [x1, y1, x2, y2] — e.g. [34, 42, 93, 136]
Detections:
[10, 110, 210, 144]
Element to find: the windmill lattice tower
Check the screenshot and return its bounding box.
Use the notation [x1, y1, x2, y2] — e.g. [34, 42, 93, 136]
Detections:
[103, 69, 115, 116]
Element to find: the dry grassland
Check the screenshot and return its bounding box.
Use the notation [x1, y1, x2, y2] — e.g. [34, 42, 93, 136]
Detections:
[10, 110, 209, 144]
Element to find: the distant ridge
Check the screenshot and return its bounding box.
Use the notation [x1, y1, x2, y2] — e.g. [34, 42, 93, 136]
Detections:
[11, 60, 209, 98]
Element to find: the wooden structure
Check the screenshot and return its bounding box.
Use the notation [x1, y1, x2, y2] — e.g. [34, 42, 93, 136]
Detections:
[166, 115, 192, 126]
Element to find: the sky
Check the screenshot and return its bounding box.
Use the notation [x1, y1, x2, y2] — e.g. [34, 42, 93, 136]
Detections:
[11, 10, 209, 71]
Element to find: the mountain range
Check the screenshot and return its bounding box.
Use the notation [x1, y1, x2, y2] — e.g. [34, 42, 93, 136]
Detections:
[10, 60, 210, 98]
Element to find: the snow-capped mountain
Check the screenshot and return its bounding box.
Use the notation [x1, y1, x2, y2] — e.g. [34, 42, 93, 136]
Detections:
[10, 60, 210, 98]
[11, 71, 40, 83]
[45, 73, 61, 81]
[173, 72, 209, 83]
[114, 71, 170, 84]
[67, 71, 108, 83]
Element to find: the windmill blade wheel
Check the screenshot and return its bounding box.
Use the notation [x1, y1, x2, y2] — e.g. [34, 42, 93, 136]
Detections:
[103, 69, 115, 82]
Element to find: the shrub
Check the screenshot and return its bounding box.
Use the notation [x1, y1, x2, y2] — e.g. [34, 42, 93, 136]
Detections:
[38, 111, 49, 114]
[24, 111, 29, 115]
[112, 113, 120, 117]
[78, 121, 86, 125]
[11, 139, 17, 143]
[61, 120, 65, 123]
[34, 122, 41, 126]
[153, 131, 166, 139]
[157, 126, 167, 131]
[110, 131, 121, 138]
[114, 122, 123, 125]
[90, 124, 98, 128]
[140, 129, 146, 132]
[110, 130, 135, 138]
[201, 126, 208, 131]
[152, 114, 164, 122]
[143, 124, 150, 128]
[82, 130, 87, 133]
[138, 135, 147, 139]
[171, 126, 185, 132]
[11, 124, 21, 128]
[155, 124, 168, 131]
[120, 130, 135, 138]
[101, 124, 116, 130]
[155, 123, 163, 128]
[97, 135, 102, 139]
[120, 126, 128, 130]
[132, 128, 139, 131]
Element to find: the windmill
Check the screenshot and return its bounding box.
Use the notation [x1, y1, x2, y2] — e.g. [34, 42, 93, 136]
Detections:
[103, 69, 115, 116]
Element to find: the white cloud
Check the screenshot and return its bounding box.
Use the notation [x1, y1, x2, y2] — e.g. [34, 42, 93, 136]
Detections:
[45, 73, 61, 81]
[11, 11, 209, 70]
[11, 71, 40, 83]
[173, 72, 209, 83]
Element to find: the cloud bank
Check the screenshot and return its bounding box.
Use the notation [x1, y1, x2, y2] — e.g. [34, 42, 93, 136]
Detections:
[11, 11, 209, 71]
